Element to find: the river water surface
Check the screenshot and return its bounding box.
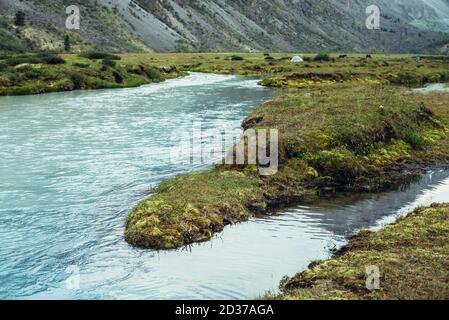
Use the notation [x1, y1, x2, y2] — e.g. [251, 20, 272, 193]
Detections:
[1, 73, 449, 299]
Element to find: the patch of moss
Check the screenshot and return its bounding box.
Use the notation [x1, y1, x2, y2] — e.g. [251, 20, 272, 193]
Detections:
[125, 169, 265, 249]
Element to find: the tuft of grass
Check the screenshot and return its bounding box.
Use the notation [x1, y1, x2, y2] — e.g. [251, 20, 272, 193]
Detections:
[403, 130, 426, 150]
[125, 169, 264, 249]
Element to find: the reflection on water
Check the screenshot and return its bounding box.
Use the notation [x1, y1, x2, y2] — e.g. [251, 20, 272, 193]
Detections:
[1, 73, 449, 300]
[287, 170, 449, 237]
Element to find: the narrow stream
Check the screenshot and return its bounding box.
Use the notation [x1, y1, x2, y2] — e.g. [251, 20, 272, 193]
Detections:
[1, 74, 448, 299]
[413, 83, 449, 93]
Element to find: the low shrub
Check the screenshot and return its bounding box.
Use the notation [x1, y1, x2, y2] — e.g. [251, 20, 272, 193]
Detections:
[101, 58, 116, 67]
[143, 65, 163, 82]
[7, 72, 18, 82]
[16, 65, 42, 79]
[0, 62, 8, 71]
[70, 72, 85, 90]
[80, 51, 121, 61]
[4, 55, 42, 66]
[112, 71, 124, 84]
[73, 62, 90, 68]
[2, 53, 65, 66]
[314, 53, 331, 62]
[227, 55, 244, 61]
[395, 72, 422, 86]
[41, 54, 66, 65]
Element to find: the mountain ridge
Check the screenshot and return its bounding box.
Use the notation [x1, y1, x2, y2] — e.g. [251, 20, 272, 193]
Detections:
[0, 0, 448, 53]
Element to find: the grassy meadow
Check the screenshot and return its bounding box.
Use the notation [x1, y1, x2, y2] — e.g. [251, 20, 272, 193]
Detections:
[0, 52, 184, 96]
[2, 52, 449, 96]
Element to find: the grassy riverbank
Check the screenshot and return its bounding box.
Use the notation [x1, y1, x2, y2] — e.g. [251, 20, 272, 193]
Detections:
[0, 52, 184, 96]
[2, 52, 448, 96]
[123, 52, 449, 87]
[125, 81, 449, 249]
[264, 203, 449, 300]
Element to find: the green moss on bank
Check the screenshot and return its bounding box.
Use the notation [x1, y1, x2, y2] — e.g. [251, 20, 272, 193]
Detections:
[126, 170, 264, 249]
[121, 53, 449, 89]
[0, 52, 185, 96]
[3, 52, 448, 95]
[266, 203, 449, 300]
[125, 84, 449, 250]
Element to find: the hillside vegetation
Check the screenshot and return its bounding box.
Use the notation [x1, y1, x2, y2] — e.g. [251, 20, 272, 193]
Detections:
[0, 0, 449, 53]
[0, 0, 152, 53]
[0, 52, 184, 95]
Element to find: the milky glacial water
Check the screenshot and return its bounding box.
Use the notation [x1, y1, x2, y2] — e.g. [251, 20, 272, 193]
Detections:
[413, 83, 449, 93]
[1, 73, 449, 300]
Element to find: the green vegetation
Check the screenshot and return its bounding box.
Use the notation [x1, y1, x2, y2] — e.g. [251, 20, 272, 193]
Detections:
[80, 51, 121, 61]
[3, 52, 448, 96]
[64, 34, 71, 53]
[0, 52, 185, 96]
[0, 16, 29, 53]
[265, 203, 449, 300]
[0, 28, 28, 53]
[314, 53, 331, 62]
[101, 58, 117, 68]
[121, 53, 449, 89]
[1, 51, 448, 297]
[126, 170, 264, 249]
[226, 55, 244, 61]
[126, 77, 449, 249]
[14, 11, 25, 27]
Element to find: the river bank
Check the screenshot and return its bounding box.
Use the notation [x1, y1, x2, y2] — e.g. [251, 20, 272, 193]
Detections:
[2, 53, 449, 96]
[125, 81, 449, 249]
[266, 203, 449, 300]
[0, 73, 280, 299]
[1, 70, 449, 299]
[0, 52, 185, 96]
[124, 54, 449, 250]
[2, 52, 449, 299]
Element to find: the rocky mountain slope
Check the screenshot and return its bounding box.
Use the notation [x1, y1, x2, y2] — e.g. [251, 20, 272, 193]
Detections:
[0, 0, 448, 53]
